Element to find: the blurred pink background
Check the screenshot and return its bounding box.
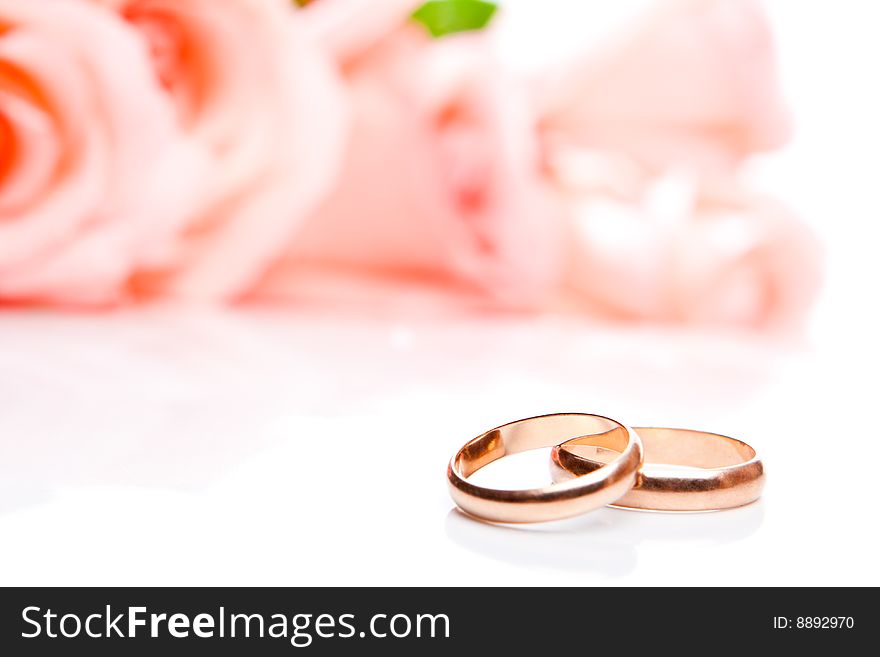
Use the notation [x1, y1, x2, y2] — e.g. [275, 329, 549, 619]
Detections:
[0, 0, 821, 332]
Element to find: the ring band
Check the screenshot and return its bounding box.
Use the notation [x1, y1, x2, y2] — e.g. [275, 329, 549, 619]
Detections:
[550, 427, 764, 511]
[447, 413, 643, 523]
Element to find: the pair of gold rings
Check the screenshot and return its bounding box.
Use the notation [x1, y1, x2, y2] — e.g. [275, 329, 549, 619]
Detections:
[447, 413, 764, 523]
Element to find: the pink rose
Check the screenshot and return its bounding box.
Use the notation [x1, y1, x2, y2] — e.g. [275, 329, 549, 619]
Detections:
[0, 0, 201, 304]
[257, 23, 565, 308]
[99, 0, 347, 299]
[536, 0, 791, 172]
[553, 155, 821, 331]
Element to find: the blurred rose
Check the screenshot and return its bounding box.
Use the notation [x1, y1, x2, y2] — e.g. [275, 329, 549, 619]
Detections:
[100, 0, 347, 299]
[1, 0, 819, 328]
[536, 0, 791, 172]
[553, 152, 821, 331]
[258, 22, 565, 308]
[0, 0, 201, 304]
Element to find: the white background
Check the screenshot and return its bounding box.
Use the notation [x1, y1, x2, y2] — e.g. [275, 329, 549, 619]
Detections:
[1, 1, 878, 586]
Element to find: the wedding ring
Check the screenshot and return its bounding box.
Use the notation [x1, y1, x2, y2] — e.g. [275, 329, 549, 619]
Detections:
[550, 427, 764, 511]
[447, 413, 642, 523]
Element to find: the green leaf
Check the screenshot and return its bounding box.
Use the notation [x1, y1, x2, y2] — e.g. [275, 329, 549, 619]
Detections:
[412, 0, 498, 38]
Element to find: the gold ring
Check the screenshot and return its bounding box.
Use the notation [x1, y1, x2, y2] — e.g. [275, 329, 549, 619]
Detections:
[550, 427, 764, 511]
[447, 413, 642, 523]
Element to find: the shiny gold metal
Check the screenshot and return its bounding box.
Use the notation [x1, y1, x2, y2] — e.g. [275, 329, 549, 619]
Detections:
[550, 427, 764, 511]
[447, 413, 642, 523]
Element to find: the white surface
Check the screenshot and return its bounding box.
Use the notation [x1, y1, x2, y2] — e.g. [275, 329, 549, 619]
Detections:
[0, 305, 876, 586]
[1, 2, 879, 586]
